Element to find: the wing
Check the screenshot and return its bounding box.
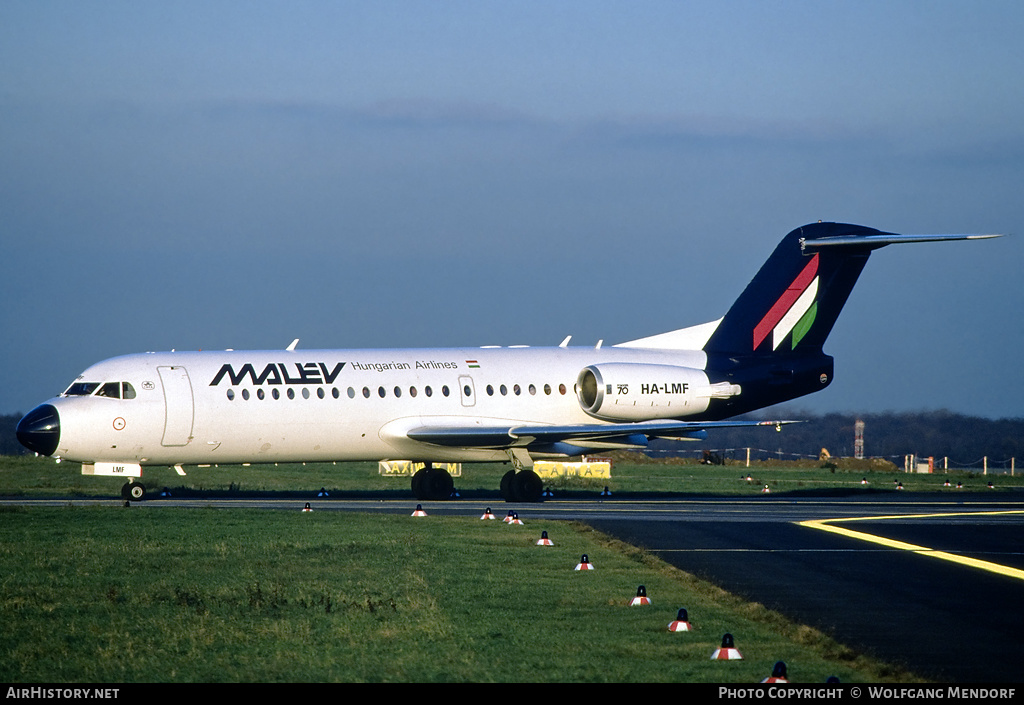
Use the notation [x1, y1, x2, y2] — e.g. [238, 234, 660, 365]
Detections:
[406, 418, 795, 456]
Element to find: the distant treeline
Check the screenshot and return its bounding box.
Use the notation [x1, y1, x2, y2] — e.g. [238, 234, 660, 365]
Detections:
[687, 410, 1023, 469]
[2, 410, 1021, 469]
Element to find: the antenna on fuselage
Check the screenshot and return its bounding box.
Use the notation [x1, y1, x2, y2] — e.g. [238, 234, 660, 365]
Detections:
[286, 338, 299, 351]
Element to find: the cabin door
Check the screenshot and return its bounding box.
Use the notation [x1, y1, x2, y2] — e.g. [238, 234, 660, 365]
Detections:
[158, 366, 195, 447]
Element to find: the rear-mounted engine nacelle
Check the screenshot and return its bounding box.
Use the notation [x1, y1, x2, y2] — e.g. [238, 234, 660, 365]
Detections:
[576, 363, 740, 421]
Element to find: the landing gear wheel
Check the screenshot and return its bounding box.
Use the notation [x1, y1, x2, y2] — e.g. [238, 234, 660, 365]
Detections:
[500, 469, 543, 503]
[500, 469, 517, 501]
[512, 469, 543, 503]
[412, 465, 454, 501]
[121, 482, 146, 501]
[411, 468, 427, 499]
[424, 467, 454, 500]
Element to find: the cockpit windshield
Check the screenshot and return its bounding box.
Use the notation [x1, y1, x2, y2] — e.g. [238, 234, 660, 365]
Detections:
[64, 382, 100, 396]
[63, 381, 137, 399]
[97, 382, 122, 398]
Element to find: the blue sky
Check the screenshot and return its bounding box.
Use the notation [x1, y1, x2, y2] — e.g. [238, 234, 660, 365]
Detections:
[2, 1, 1022, 419]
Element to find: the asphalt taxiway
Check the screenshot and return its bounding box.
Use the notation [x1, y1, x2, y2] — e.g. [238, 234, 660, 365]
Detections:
[8, 491, 1023, 682]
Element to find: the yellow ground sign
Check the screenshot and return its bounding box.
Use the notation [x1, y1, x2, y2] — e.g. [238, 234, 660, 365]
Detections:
[534, 459, 611, 479]
[378, 461, 462, 477]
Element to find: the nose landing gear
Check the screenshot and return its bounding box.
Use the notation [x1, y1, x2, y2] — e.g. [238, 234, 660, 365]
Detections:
[120, 481, 146, 501]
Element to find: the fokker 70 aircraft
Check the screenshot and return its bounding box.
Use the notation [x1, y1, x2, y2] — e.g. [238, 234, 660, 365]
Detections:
[17, 222, 1000, 502]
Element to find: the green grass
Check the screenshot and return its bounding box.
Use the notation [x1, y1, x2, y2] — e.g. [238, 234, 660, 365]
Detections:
[0, 506, 915, 683]
[2, 453, 1016, 682]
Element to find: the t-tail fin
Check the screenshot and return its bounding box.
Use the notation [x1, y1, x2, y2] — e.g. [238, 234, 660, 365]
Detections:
[703, 222, 1002, 357]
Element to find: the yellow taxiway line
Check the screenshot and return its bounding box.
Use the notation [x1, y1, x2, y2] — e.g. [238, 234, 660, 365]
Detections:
[798, 511, 1024, 581]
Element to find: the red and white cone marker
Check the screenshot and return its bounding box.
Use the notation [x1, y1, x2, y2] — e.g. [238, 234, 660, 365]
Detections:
[762, 484, 770, 494]
[630, 585, 651, 606]
[861, 477, 869, 485]
[575, 554, 594, 570]
[668, 608, 692, 632]
[504, 511, 523, 525]
[302, 502, 313, 513]
[711, 633, 743, 660]
[536, 530, 553, 546]
[480, 507, 496, 520]
[411, 504, 428, 517]
[762, 661, 788, 683]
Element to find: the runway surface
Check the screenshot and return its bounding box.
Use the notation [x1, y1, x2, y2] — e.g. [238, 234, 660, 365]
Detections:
[8, 491, 1023, 682]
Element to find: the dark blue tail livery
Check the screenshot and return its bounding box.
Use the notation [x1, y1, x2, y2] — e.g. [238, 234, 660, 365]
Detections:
[704, 222, 887, 357]
[701, 222, 1000, 416]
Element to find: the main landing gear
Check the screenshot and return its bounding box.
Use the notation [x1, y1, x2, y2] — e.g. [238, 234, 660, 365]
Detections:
[499, 468, 543, 503]
[410, 462, 545, 503]
[411, 463, 455, 501]
[500, 448, 544, 503]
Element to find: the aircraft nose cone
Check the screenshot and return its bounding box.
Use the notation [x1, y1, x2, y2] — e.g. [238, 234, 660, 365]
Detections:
[17, 404, 61, 456]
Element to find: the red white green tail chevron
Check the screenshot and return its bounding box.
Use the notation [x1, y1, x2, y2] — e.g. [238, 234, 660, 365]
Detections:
[753, 253, 819, 351]
[704, 223, 880, 357]
[703, 222, 1001, 359]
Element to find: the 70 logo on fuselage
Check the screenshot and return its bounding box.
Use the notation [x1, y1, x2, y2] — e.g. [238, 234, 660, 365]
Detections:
[612, 383, 689, 395]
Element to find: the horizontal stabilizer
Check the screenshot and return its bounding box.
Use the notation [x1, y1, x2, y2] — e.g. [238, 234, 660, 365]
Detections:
[801, 232, 1003, 250]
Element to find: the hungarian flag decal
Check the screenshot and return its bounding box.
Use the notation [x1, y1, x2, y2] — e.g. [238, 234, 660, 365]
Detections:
[753, 254, 820, 351]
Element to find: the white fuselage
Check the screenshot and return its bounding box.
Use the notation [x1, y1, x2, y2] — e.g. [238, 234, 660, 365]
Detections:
[24, 223, 999, 482]
[50, 345, 709, 466]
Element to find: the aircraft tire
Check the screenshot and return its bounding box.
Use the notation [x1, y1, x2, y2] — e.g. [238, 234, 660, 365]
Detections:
[423, 467, 456, 502]
[122, 482, 146, 501]
[416, 466, 453, 501]
[511, 469, 543, 503]
[411, 468, 426, 499]
[500, 469, 517, 502]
